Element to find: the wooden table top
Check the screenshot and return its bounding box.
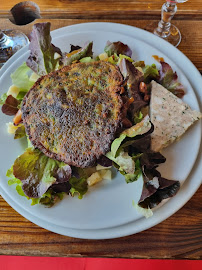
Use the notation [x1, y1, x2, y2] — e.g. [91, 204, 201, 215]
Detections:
[0, 0, 202, 260]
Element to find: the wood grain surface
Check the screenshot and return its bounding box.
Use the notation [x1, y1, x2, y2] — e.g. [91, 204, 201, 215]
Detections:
[0, 0, 202, 259]
[0, 0, 202, 19]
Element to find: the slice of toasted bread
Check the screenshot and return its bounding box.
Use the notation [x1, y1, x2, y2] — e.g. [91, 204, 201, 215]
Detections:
[150, 80, 202, 152]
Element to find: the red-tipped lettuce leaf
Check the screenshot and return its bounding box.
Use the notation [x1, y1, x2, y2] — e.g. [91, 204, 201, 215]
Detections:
[139, 168, 180, 209]
[1, 95, 20, 115]
[138, 152, 179, 209]
[104, 41, 132, 57]
[157, 61, 185, 98]
[26, 22, 62, 76]
[50, 165, 72, 193]
[13, 148, 71, 198]
[140, 151, 166, 170]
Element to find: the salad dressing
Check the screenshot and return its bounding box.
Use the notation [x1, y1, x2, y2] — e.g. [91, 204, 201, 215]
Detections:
[152, 55, 164, 62]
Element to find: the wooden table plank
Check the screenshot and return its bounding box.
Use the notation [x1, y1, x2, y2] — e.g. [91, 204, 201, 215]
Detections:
[0, 0, 202, 19]
[0, 18, 202, 259]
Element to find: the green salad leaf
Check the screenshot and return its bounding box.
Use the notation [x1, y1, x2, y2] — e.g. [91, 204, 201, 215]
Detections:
[14, 125, 26, 139]
[69, 177, 88, 199]
[79, 56, 94, 63]
[109, 115, 151, 158]
[62, 42, 93, 66]
[110, 134, 127, 158]
[11, 62, 34, 90]
[142, 64, 159, 82]
[132, 200, 153, 218]
[133, 61, 159, 83]
[107, 150, 135, 174]
[0, 93, 7, 105]
[16, 91, 28, 101]
[106, 116, 151, 183]
[134, 111, 144, 124]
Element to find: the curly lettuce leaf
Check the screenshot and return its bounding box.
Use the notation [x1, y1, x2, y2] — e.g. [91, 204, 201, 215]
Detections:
[110, 134, 127, 158]
[68, 167, 89, 199]
[140, 151, 166, 170]
[133, 61, 159, 83]
[103, 53, 134, 65]
[16, 91, 28, 101]
[12, 148, 71, 198]
[142, 64, 159, 83]
[104, 41, 132, 57]
[107, 150, 135, 175]
[69, 177, 88, 199]
[107, 151, 142, 184]
[108, 115, 151, 158]
[62, 42, 93, 66]
[157, 61, 185, 98]
[106, 117, 151, 182]
[7, 167, 66, 206]
[9, 147, 88, 203]
[122, 159, 142, 183]
[119, 58, 143, 85]
[26, 22, 62, 76]
[139, 168, 180, 209]
[137, 151, 179, 209]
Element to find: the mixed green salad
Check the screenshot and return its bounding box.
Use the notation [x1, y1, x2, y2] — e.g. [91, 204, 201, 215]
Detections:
[0, 22, 183, 216]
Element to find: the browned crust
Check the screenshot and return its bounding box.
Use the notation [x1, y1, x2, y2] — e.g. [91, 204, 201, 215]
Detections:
[21, 61, 124, 168]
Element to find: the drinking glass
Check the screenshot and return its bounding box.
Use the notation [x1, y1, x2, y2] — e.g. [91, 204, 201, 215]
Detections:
[0, 30, 29, 67]
[0, 1, 40, 67]
[146, 0, 188, 47]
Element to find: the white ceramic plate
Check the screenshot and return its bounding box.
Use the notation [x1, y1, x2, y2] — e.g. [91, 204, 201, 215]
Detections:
[0, 23, 201, 239]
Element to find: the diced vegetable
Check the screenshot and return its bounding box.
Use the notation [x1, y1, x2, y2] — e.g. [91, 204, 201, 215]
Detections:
[7, 85, 20, 98]
[13, 109, 22, 125]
